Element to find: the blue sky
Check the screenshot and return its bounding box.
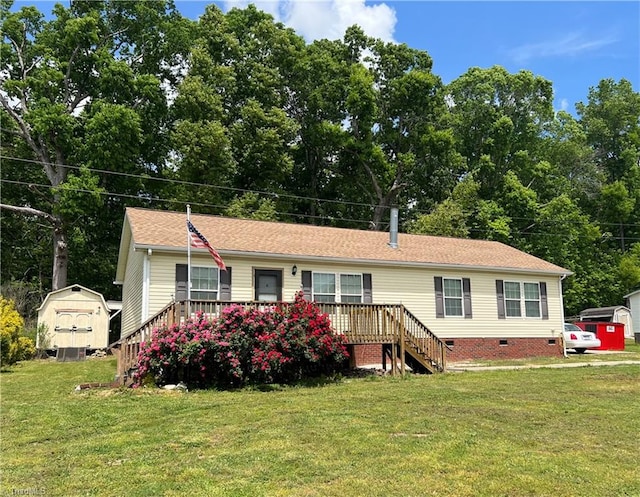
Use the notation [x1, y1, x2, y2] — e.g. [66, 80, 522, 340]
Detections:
[18, 0, 640, 114]
[177, 0, 639, 115]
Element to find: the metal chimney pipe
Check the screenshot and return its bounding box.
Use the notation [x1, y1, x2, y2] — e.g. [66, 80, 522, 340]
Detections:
[389, 207, 398, 249]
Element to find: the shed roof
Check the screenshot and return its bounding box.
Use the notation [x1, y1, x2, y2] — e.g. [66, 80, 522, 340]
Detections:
[579, 306, 631, 318]
[117, 207, 569, 277]
[38, 284, 110, 312]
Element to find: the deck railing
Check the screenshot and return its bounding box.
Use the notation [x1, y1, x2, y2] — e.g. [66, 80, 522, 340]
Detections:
[110, 300, 446, 384]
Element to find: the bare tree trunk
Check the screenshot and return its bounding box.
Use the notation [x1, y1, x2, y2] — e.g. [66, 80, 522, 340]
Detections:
[0, 204, 67, 290]
[371, 203, 388, 231]
[52, 223, 68, 291]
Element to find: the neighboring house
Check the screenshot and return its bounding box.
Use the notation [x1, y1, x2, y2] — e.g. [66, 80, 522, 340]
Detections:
[37, 284, 112, 350]
[623, 290, 640, 337]
[579, 306, 633, 338]
[115, 207, 571, 362]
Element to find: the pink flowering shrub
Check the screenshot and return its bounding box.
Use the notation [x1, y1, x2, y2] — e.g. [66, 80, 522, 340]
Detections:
[133, 292, 349, 388]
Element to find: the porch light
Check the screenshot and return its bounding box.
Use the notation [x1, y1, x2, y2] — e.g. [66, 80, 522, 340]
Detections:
[291, 264, 298, 276]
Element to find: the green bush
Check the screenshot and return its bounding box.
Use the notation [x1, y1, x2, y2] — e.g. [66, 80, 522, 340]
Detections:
[1, 296, 36, 367]
[134, 292, 349, 388]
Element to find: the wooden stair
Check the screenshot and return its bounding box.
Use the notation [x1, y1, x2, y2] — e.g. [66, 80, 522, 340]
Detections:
[110, 300, 447, 385]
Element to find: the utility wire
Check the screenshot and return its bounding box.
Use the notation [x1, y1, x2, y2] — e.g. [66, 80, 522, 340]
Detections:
[0, 154, 379, 210]
[3, 154, 640, 229]
[4, 178, 640, 241]
[0, 179, 376, 227]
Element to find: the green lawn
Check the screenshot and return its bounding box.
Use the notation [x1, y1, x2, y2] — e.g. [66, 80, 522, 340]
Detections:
[2, 357, 639, 497]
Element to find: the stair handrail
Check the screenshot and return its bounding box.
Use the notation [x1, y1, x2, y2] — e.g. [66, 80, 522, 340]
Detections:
[400, 306, 447, 372]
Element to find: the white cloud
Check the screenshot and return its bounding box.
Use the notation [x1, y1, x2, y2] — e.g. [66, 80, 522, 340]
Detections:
[560, 98, 569, 112]
[509, 31, 617, 64]
[223, 0, 282, 20]
[223, 0, 397, 42]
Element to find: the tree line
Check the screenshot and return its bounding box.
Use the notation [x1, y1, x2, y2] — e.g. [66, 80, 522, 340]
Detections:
[1, 0, 639, 320]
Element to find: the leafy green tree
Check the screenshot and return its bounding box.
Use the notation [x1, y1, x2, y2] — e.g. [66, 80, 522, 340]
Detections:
[619, 242, 640, 291]
[171, 4, 303, 216]
[0, 1, 194, 293]
[340, 28, 461, 229]
[577, 79, 640, 183]
[577, 79, 640, 252]
[447, 66, 554, 198]
[224, 193, 278, 221]
[408, 198, 469, 238]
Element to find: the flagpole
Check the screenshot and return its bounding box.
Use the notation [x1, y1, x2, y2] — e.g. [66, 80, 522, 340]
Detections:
[186, 204, 191, 302]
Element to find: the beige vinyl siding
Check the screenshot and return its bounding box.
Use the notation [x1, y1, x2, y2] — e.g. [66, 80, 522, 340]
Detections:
[134, 251, 564, 340]
[146, 254, 303, 316]
[121, 246, 145, 336]
[293, 263, 563, 340]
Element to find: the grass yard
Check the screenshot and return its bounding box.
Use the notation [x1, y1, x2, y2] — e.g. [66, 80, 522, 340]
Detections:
[2, 357, 639, 497]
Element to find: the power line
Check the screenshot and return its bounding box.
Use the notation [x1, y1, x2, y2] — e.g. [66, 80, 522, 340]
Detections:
[3, 154, 640, 229]
[4, 178, 640, 242]
[0, 154, 380, 211]
[0, 179, 375, 227]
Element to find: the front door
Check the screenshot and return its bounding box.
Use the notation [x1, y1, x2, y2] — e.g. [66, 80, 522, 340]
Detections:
[255, 269, 283, 302]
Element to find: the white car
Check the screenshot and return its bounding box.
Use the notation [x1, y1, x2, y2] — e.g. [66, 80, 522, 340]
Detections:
[563, 323, 601, 353]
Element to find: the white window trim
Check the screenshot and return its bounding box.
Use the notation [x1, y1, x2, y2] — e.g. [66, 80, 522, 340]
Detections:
[190, 265, 220, 300]
[523, 282, 542, 318]
[443, 277, 464, 318]
[312, 272, 363, 303]
[504, 281, 541, 319]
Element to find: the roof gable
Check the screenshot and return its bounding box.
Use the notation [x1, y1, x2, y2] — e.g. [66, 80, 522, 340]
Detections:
[38, 284, 109, 311]
[121, 207, 569, 275]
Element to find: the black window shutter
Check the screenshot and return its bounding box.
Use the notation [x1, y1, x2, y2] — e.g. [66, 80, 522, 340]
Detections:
[434, 277, 444, 318]
[220, 268, 232, 300]
[175, 264, 188, 301]
[363, 273, 372, 303]
[301, 271, 312, 301]
[540, 281, 548, 320]
[496, 280, 505, 319]
[463, 278, 473, 319]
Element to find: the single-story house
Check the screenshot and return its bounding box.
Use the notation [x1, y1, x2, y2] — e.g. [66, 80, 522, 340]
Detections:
[115, 207, 571, 363]
[623, 290, 640, 337]
[37, 284, 112, 350]
[579, 306, 633, 338]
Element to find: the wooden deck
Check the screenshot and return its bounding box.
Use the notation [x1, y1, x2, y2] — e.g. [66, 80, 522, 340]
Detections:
[110, 300, 447, 385]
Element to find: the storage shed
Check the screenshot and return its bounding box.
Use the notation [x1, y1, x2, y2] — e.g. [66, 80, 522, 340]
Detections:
[623, 289, 640, 338]
[37, 284, 112, 350]
[579, 306, 633, 338]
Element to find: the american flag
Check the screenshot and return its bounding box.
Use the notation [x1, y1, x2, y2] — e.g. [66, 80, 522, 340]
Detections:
[187, 220, 227, 271]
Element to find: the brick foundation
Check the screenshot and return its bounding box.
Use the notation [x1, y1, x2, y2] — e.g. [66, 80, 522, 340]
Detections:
[444, 337, 564, 362]
[349, 344, 385, 366]
[349, 338, 563, 367]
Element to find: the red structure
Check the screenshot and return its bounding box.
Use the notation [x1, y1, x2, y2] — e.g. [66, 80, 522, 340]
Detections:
[576, 322, 625, 351]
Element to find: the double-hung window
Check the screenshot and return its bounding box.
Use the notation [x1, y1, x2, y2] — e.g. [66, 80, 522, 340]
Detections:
[191, 266, 219, 300]
[313, 273, 336, 303]
[340, 274, 363, 303]
[523, 282, 541, 318]
[503, 281, 541, 318]
[312, 272, 363, 303]
[435, 276, 472, 318]
[443, 278, 463, 317]
[504, 281, 522, 317]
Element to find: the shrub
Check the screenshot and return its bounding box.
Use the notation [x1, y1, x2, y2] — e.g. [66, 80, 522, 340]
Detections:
[134, 292, 349, 388]
[1, 296, 36, 367]
[250, 293, 350, 383]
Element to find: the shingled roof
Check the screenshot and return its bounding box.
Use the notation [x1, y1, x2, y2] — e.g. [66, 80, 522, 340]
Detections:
[120, 207, 569, 275]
